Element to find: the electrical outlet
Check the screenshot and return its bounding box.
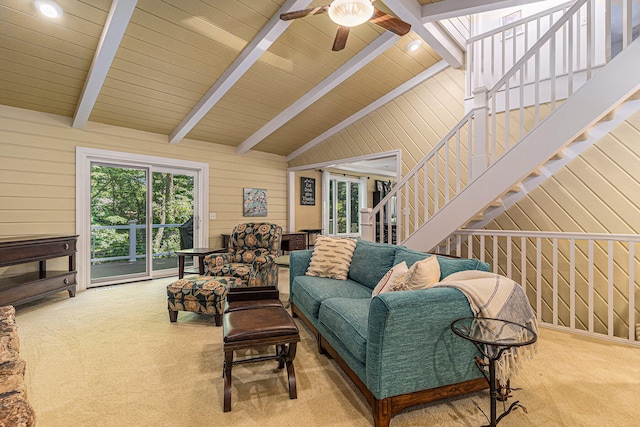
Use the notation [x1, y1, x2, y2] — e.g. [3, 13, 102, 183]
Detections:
[209, 212, 216, 220]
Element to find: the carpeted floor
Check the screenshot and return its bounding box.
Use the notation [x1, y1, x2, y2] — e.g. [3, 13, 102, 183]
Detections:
[13, 270, 640, 426]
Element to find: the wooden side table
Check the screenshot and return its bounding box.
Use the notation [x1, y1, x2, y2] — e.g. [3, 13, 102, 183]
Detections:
[175, 248, 226, 279]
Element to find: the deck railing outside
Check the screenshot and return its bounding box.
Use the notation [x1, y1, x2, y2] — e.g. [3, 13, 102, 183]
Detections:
[91, 221, 184, 263]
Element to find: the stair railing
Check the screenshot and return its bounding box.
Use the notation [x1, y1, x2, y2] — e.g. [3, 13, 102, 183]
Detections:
[365, 0, 638, 245]
[437, 229, 640, 346]
[367, 109, 478, 244]
[480, 0, 608, 163]
[466, 0, 575, 98]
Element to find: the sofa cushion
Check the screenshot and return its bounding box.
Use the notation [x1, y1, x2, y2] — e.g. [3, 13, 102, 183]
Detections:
[292, 276, 371, 320]
[393, 248, 490, 280]
[319, 298, 370, 364]
[393, 248, 432, 269]
[348, 240, 399, 289]
[306, 236, 357, 280]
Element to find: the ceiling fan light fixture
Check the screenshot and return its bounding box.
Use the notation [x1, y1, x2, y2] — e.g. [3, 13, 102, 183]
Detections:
[328, 0, 374, 27]
[34, 0, 63, 18]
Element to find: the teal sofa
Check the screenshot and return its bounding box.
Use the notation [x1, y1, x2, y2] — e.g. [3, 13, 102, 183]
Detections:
[289, 240, 491, 427]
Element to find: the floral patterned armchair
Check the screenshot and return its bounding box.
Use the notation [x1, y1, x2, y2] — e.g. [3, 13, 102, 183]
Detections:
[203, 222, 283, 287]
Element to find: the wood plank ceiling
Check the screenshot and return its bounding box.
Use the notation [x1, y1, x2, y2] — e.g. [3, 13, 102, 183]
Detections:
[0, 0, 511, 159]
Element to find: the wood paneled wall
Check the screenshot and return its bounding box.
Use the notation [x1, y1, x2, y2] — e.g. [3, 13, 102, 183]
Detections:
[288, 67, 467, 175]
[0, 105, 288, 273]
[489, 111, 640, 235]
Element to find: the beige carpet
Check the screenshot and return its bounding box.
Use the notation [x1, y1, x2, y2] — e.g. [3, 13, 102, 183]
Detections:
[13, 270, 640, 426]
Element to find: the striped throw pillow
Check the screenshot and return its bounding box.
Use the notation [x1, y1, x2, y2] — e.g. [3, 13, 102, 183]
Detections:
[305, 236, 357, 280]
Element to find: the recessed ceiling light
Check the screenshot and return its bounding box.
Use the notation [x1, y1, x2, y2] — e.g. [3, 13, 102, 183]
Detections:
[406, 39, 422, 52]
[35, 0, 63, 19]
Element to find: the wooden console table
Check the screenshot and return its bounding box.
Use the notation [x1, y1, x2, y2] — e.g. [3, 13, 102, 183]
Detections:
[280, 232, 306, 251]
[222, 232, 307, 252]
[0, 235, 78, 307]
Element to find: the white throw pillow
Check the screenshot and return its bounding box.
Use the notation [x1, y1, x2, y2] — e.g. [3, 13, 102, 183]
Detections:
[305, 236, 357, 280]
[371, 262, 408, 298]
[390, 256, 440, 291]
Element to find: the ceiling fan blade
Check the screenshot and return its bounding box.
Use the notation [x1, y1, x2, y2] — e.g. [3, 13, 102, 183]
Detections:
[280, 5, 329, 21]
[369, 8, 411, 36]
[332, 26, 350, 51]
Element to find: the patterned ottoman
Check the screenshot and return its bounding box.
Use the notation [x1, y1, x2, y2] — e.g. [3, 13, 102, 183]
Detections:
[167, 276, 244, 326]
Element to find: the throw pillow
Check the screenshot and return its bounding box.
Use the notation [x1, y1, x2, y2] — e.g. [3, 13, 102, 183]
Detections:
[390, 255, 440, 291]
[371, 262, 408, 298]
[305, 236, 357, 280]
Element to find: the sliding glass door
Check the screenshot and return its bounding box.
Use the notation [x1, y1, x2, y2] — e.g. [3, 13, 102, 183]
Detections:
[89, 164, 197, 285]
[151, 168, 195, 273]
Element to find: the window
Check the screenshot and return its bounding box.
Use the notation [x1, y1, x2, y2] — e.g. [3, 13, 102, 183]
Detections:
[328, 176, 363, 236]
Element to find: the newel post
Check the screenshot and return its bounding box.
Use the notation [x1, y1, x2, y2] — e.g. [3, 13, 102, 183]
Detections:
[360, 208, 373, 242]
[471, 86, 490, 180]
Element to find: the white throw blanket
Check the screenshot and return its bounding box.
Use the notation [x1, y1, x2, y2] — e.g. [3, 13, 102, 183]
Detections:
[432, 270, 538, 385]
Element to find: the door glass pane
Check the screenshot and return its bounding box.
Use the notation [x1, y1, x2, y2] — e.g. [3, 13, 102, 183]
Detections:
[151, 171, 195, 273]
[90, 165, 147, 281]
[350, 182, 359, 233]
[337, 181, 347, 234]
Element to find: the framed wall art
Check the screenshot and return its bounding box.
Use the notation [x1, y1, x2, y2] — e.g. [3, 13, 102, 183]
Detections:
[502, 10, 523, 39]
[300, 177, 316, 206]
[243, 188, 267, 217]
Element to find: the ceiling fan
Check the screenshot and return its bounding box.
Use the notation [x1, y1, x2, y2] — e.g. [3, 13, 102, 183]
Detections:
[280, 0, 411, 51]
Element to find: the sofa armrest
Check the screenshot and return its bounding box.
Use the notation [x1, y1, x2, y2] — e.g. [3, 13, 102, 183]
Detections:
[289, 250, 313, 298]
[365, 288, 481, 399]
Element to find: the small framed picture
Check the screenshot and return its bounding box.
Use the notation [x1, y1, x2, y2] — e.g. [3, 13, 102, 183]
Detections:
[243, 188, 267, 217]
[502, 10, 523, 39]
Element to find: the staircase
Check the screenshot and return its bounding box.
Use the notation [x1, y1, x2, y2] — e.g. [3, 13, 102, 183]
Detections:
[367, 0, 640, 251]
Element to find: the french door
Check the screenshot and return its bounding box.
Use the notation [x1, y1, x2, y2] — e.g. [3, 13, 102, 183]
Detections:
[326, 175, 365, 236]
[77, 148, 208, 289]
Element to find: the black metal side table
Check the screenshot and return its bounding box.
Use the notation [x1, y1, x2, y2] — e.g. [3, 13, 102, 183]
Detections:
[451, 317, 537, 427]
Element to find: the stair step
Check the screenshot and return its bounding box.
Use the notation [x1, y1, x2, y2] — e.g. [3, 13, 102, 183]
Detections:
[471, 213, 484, 222]
[599, 109, 616, 122]
[550, 151, 565, 161]
[573, 131, 589, 142]
[489, 200, 502, 207]
[507, 185, 522, 193]
[529, 168, 542, 177]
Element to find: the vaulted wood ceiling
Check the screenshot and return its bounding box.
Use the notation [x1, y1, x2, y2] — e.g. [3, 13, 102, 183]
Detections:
[0, 0, 533, 160]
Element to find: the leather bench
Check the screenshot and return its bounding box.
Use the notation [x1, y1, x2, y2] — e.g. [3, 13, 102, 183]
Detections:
[222, 287, 300, 412]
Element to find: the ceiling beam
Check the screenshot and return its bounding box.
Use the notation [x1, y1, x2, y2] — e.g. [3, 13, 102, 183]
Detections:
[286, 60, 449, 162]
[422, 0, 551, 22]
[382, 0, 464, 68]
[236, 31, 399, 155]
[72, 0, 137, 129]
[168, 0, 312, 145]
